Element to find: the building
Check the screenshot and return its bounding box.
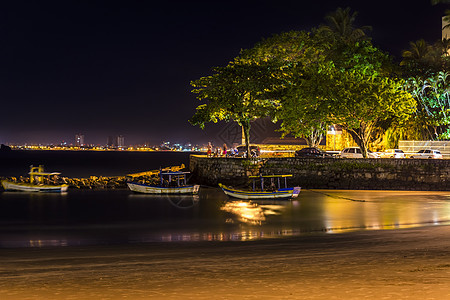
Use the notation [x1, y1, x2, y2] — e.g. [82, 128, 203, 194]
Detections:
[106, 136, 114, 148]
[443, 16, 450, 39]
[117, 135, 125, 148]
[75, 134, 84, 147]
[443, 16, 450, 55]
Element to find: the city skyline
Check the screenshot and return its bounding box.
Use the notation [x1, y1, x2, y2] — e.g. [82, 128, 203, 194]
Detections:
[0, 1, 448, 146]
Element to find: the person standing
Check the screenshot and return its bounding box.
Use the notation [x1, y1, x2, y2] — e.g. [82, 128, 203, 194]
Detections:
[207, 142, 212, 157]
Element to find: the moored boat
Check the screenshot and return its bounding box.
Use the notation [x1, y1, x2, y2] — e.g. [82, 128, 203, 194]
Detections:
[1, 165, 69, 192]
[219, 174, 300, 200]
[127, 169, 200, 194]
[127, 181, 200, 194]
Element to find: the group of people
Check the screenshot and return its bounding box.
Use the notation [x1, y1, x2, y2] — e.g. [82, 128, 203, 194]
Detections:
[206, 142, 239, 157]
[206, 142, 260, 158]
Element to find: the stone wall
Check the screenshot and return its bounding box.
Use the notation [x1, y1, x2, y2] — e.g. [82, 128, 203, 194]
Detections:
[189, 155, 450, 190]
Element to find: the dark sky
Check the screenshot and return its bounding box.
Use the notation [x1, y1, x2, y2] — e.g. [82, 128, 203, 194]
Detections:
[0, 0, 447, 146]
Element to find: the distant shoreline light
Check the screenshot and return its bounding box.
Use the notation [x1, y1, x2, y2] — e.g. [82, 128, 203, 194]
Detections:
[8, 145, 207, 152]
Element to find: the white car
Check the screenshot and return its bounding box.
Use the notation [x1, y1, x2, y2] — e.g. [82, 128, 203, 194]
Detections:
[380, 149, 406, 159]
[410, 149, 443, 159]
[339, 147, 380, 158]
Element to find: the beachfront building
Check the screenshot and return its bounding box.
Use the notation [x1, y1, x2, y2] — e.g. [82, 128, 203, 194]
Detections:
[443, 16, 450, 55]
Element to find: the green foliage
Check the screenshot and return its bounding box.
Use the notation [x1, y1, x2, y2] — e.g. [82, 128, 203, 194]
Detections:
[272, 22, 415, 156]
[405, 72, 450, 139]
[190, 7, 418, 157]
[322, 63, 415, 156]
[400, 39, 450, 78]
[190, 55, 284, 156]
[271, 8, 413, 153]
[247, 31, 333, 147]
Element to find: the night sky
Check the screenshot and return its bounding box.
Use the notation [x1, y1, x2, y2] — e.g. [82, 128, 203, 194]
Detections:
[0, 0, 447, 146]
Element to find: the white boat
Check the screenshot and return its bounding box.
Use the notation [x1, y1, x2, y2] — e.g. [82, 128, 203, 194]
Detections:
[127, 182, 200, 194]
[219, 174, 300, 200]
[127, 170, 200, 194]
[1, 165, 69, 192]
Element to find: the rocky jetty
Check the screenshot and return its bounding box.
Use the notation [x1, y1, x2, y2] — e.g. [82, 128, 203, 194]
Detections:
[1, 175, 128, 190]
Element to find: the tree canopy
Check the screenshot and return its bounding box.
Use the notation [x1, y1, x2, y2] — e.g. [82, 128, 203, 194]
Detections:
[190, 56, 284, 156]
[405, 72, 450, 139]
[190, 7, 433, 157]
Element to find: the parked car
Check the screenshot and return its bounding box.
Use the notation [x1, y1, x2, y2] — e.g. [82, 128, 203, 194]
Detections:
[339, 147, 380, 158]
[379, 149, 406, 159]
[295, 147, 334, 158]
[410, 149, 443, 159]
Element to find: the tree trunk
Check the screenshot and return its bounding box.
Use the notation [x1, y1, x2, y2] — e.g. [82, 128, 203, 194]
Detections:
[305, 128, 324, 148]
[242, 121, 251, 159]
[346, 128, 368, 158]
[343, 121, 374, 158]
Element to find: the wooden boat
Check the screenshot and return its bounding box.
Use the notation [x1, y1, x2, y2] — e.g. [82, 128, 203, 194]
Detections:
[1, 165, 69, 192]
[127, 169, 200, 194]
[219, 174, 301, 200]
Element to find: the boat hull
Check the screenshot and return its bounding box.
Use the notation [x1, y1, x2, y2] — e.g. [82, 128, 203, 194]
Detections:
[127, 182, 200, 194]
[219, 184, 301, 200]
[1, 180, 69, 193]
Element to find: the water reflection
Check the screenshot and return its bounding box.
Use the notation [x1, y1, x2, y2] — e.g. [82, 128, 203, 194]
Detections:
[221, 201, 266, 225]
[314, 190, 450, 233]
[0, 189, 449, 247]
[220, 201, 286, 225]
[128, 193, 200, 209]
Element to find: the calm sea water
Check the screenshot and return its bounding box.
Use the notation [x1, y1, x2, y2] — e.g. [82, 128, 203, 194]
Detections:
[0, 150, 194, 177]
[1, 150, 450, 248]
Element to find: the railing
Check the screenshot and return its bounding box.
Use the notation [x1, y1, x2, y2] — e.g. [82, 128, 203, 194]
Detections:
[399, 140, 450, 158]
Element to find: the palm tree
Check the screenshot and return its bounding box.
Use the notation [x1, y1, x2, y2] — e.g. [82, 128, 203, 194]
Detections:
[437, 38, 450, 56]
[400, 39, 443, 77]
[319, 7, 372, 43]
[401, 39, 433, 62]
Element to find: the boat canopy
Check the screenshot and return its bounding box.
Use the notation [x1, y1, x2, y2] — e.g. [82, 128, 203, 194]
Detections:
[28, 165, 61, 176]
[249, 174, 292, 178]
[248, 174, 293, 192]
[28, 172, 61, 176]
[160, 171, 190, 176]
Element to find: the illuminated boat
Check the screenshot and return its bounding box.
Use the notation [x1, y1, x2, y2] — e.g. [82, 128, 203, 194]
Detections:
[1, 165, 69, 192]
[219, 174, 301, 200]
[127, 170, 200, 194]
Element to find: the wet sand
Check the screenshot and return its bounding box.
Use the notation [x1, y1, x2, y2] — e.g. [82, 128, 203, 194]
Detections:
[1, 225, 450, 300]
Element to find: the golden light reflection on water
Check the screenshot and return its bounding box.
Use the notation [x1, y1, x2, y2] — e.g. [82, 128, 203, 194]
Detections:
[221, 201, 266, 225]
[319, 190, 450, 234]
[154, 190, 450, 242]
[2, 190, 450, 246]
[220, 201, 287, 225]
[28, 239, 69, 247]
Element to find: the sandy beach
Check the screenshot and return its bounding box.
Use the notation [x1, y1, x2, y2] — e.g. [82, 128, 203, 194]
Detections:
[1, 225, 449, 300]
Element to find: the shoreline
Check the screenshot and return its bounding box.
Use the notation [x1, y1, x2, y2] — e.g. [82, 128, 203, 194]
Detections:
[1, 225, 449, 299]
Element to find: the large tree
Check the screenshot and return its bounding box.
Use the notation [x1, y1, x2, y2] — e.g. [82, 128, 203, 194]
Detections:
[283, 8, 414, 155]
[326, 68, 416, 157]
[190, 57, 283, 157]
[241, 31, 333, 147]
